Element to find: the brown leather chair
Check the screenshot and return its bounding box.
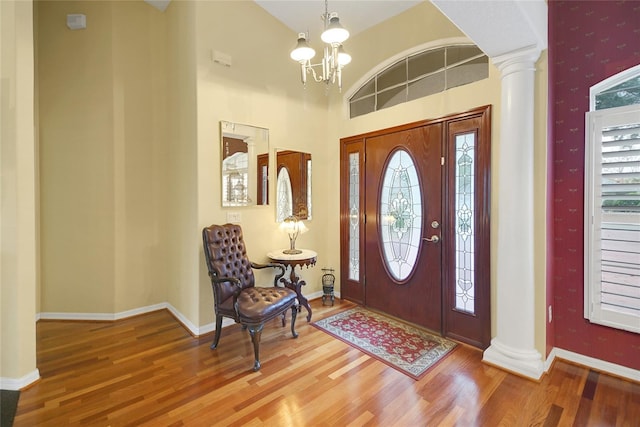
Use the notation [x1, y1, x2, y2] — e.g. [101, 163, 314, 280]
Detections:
[202, 223, 298, 371]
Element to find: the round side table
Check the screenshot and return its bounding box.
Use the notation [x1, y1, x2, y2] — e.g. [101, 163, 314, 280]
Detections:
[267, 249, 317, 322]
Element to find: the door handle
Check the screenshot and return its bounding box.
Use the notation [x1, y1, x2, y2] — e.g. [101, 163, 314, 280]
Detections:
[423, 235, 440, 243]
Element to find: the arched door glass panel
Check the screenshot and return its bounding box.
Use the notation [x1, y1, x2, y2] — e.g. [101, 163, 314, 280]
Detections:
[276, 168, 293, 222]
[379, 149, 423, 281]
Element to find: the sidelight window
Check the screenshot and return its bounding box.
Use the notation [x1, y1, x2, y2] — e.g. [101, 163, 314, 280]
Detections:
[349, 153, 360, 281]
[455, 133, 476, 313]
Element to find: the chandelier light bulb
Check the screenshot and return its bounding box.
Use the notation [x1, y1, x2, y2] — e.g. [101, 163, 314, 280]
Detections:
[290, 33, 316, 62]
[321, 13, 349, 44]
[337, 45, 352, 66]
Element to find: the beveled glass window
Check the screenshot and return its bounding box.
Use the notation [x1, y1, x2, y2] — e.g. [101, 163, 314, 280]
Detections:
[595, 76, 640, 110]
[349, 153, 360, 281]
[276, 168, 293, 222]
[379, 150, 422, 281]
[455, 133, 476, 313]
[350, 45, 488, 119]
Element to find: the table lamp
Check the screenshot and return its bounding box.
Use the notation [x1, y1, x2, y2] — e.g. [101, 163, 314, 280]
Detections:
[280, 215, 308, 254]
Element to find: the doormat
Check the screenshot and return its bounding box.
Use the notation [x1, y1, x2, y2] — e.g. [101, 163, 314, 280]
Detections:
[312, 307, 457, 380]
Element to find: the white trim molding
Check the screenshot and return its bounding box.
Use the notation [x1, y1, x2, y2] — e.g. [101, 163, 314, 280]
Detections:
[546, 348, 640, 383]
[38, 303, 168, 322]
[0, 369, 40, 391]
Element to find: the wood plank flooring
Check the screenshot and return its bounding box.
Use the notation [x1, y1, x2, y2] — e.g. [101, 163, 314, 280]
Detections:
[14, 299, 640, 426]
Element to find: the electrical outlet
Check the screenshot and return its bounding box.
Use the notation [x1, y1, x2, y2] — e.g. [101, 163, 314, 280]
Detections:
[227, 212, 241, 223]
[548, 305, 553, 323]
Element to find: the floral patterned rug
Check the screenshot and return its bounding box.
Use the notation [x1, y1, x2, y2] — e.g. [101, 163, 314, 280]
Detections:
[312, 307, 457, 380]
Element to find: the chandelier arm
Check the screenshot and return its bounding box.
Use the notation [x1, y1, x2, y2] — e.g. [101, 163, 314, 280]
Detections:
[305, 64, 324, 83]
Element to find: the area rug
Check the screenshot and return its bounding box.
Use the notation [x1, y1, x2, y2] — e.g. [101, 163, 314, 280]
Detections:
[313, 307, 457, 380]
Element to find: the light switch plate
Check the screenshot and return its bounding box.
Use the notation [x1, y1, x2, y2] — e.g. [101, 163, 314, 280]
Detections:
[227, 212, 241, 223]
[66, 14, 86, 30]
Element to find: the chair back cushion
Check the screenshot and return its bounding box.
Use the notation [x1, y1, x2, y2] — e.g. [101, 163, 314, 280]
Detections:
[202, 224, 256, 304]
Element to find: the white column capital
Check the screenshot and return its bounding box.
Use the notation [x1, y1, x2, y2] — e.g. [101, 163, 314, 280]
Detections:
[492, 45, 542, 78]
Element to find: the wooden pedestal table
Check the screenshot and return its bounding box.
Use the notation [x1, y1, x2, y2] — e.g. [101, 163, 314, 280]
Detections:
[267, 249, 317, 322]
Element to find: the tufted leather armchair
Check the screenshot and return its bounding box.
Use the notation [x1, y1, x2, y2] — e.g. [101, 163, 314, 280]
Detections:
[202, 223, 298, 371]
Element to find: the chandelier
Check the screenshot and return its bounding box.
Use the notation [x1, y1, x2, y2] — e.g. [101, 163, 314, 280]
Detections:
[290, 0, 352, 91]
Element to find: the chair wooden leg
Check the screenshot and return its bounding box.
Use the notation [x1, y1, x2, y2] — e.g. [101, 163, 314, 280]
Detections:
[247, 323, 264, 371]
[290, 306, 298, 339]
[210, 315, 224, 350]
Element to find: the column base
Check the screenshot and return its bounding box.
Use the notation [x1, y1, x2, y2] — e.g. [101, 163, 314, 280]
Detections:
[483, 338, 545, 380]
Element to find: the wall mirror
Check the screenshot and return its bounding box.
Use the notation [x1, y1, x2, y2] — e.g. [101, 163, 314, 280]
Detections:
[220, 121, 269, 207]
[276, 149, 312, 222]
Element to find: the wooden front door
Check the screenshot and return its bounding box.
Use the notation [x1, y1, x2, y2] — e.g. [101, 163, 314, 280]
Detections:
[364, 124, 443, 331]
[340, 106, 492, 348]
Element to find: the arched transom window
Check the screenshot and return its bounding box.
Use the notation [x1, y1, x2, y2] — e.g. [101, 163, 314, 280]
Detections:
[349, 44, 488, 119]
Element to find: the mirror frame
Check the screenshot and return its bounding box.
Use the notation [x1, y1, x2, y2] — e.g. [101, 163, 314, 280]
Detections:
[220, 121, 269, 207]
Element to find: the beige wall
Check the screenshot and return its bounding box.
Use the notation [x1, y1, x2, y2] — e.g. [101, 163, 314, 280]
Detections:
[164, 0, 198, 327]
[35, 0, 331, 329]
[38, 0, 170, 315]
[192, 0, 330, 326]
[1, 0, 38, 382]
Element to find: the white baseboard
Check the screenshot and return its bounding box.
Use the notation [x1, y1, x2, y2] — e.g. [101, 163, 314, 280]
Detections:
[37, 303, 237, 337]
[163, 303, 236, 336]
[0, 369, 40, 391]
[546, 347, 640, 382]
[38, 303, 168, 322]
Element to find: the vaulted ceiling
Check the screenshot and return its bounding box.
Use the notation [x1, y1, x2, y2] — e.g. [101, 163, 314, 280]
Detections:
[144, 0, 547, 60]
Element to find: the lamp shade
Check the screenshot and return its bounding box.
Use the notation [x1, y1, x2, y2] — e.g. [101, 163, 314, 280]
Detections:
[290, 33, 316, 62]
[321, 13, 349, 44]
[337, 45, 351, 66]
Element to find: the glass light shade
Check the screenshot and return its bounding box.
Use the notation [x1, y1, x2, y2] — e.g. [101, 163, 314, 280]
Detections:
[337, 45, 351, 66]
[321, 13, 349, 44]
[290, 33, 316, 62]
[280, 215, 307, 254]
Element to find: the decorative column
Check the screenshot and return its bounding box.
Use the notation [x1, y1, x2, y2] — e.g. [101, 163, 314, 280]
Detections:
[483, 46, 544, 380]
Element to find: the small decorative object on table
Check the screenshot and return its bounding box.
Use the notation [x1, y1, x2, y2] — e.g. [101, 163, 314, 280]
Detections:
[322, 268, 336, 306]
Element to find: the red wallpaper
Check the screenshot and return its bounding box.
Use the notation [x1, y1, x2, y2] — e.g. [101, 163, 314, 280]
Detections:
[548, 0, 640, 369]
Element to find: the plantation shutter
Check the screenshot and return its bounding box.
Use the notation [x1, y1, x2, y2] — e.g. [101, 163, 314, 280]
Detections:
[585, 104, 640, 333]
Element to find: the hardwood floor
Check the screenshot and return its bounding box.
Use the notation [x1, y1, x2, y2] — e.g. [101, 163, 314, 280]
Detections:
[15, 299, 640, 426]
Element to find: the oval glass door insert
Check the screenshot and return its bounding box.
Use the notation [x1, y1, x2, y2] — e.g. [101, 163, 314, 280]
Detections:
[379, 149, 423, 281]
